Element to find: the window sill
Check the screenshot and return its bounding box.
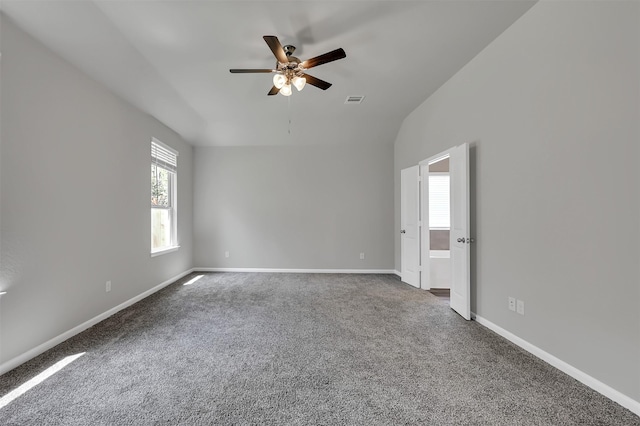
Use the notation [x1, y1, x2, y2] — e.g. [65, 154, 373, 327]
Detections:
[151, 246, 180, 257]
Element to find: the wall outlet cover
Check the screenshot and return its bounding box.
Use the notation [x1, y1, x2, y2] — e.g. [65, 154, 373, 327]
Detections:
[508, 297, 516, 311]
[517, 299, 525, 315]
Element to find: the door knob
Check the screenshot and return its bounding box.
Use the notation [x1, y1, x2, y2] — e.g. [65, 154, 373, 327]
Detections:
[457, 238, 463, 242]
[400, 230, 406, 234]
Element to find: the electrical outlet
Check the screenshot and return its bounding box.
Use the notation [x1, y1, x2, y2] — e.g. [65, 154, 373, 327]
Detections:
[225, 251, 230, 258]
[360, 252, 365, 260]
[508, 297, 516, 312]
[106, 281, 111, 293]
[516, 299, 525, 315]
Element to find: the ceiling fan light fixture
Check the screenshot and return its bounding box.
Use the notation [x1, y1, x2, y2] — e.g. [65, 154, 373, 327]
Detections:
[292, 76, 306, 91]
[280, 84, 292, 96]
[273, 73, 286, 89]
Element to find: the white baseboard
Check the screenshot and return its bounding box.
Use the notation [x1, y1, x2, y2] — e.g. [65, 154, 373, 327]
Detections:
[393, 270, 401, 278]
[472, 313, 640, 417]
[194, 267, 396, 274]
[0, 268, 195, 376]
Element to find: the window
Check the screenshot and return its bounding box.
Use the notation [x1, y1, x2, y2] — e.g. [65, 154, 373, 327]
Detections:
[151, 138, 178, 255]
[428, 173, 450, 229]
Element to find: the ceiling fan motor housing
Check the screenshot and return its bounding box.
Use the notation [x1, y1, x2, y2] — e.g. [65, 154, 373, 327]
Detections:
[283, 45, 296, 57]
[278, 45, 302, 72]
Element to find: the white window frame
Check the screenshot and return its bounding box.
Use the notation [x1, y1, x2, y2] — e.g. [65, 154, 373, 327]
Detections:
[428, 172, 450, 230]
[151, 138, 179, 256]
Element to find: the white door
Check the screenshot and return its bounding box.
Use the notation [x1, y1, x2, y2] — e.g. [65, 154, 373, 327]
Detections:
[401, 166, 420, 288]
[419, 164, 431, 290]
[449, 143, 470, 320]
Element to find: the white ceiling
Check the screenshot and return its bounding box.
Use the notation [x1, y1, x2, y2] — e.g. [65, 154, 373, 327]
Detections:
[1, 0, 536, 147]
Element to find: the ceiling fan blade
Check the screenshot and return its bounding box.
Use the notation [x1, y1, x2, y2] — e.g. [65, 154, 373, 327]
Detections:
[229, 69, 274, 73]
[263, 35, 288, 64]
[267, 86, 280, 96]
[301, 48, 346, 69]
[301, 73, 332, 90]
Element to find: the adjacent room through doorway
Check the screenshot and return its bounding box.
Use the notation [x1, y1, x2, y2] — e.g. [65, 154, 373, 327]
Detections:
[427, 156, 451, 296]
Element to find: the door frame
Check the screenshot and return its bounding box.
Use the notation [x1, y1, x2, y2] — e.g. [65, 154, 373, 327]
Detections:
[419, 143, 471, 320]
[419, 151, 452, 291]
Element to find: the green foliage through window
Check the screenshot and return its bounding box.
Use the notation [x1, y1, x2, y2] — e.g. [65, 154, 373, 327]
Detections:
[151, 164, 171, 208]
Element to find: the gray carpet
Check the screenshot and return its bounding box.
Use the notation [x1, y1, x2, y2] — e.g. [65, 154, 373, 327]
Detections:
[1, 273, 638, 425]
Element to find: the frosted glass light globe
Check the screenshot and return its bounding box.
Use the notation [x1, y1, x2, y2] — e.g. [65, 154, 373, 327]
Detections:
[273, 74, 286, 89]
[292, 76, 306, 91]
[280, 84, 292, 96]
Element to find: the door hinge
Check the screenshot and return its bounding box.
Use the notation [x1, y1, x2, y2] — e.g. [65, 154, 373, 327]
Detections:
[418, 221, 422, 227]
[417, 266, 422, 272]
[417, 176, 423, 182]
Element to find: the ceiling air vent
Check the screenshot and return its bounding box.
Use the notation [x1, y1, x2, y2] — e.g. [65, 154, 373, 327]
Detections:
[344, 95, 365, 105]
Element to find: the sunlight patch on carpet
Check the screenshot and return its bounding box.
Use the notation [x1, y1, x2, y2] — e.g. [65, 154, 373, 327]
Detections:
[0, 352, 85, 409]
[183, 275, 204, 286]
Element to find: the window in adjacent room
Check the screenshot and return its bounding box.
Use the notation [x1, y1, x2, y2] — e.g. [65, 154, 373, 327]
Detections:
[151, 138, 179, 255]
[428, 173, 450, 229]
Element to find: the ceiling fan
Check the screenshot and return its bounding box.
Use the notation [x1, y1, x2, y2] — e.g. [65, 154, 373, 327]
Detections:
[230, 35, 346, 96]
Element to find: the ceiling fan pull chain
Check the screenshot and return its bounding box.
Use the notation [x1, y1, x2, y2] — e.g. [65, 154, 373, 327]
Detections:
[288, 95, 291, 135]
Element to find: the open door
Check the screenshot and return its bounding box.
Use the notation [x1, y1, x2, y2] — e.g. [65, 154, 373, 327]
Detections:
[419, 163, 431, 290]
[449, 143, 470, 320]
[401, 166, 420, 288]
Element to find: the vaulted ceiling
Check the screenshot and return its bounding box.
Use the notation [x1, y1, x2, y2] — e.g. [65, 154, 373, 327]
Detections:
[1, 1, 536, 146]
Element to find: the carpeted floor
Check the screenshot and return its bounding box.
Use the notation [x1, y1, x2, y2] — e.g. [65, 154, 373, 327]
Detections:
[1, 273, 638, 425]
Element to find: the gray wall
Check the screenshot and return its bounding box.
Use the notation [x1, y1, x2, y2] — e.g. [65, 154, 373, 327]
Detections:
[394, 1, 640, 401]
[0, 15, 193, 364]
[430, 230, 449, 251]
[194, 143, 394, 270]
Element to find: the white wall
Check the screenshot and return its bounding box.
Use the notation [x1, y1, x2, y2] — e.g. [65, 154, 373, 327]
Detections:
[0, 15, 193, 364]
[194, 143, 394, 270]
[394, 1, 640, 402]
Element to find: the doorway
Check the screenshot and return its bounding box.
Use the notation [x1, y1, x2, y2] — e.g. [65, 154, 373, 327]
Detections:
[419, 143, 471, 320]
[400, 143, 470, 320]
[426, 157, 451, 292]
